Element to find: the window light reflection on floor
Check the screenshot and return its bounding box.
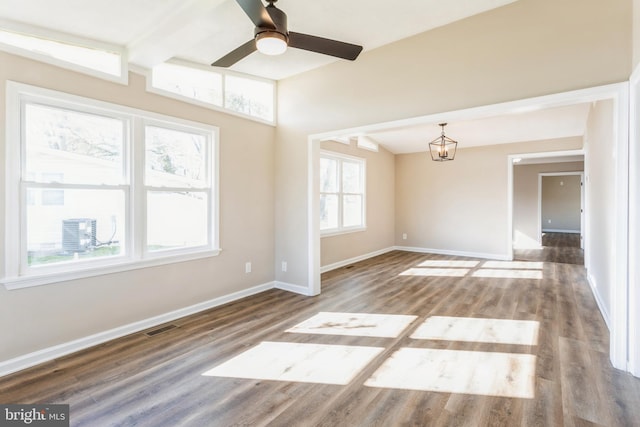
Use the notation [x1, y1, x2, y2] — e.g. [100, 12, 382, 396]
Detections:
[411, 316, 540, 346]
[202, 341, 384, 385]
[399, 267, 470, 277]
[365, 348, 536, 399]
[472, 269, 543, 279]
[482, 261, 544, 270]
[417, 260, 480, 268]
[286, 312, 417, 338]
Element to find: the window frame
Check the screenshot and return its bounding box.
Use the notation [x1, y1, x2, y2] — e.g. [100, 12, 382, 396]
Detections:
[0, 22, 127, 84]
[320, 150, 367, 237]
[3, 81, 220, 290]
[146, 59, 276, 125]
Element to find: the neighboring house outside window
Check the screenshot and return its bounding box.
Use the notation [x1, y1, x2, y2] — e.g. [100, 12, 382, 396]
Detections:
[3, 82, 219, 289]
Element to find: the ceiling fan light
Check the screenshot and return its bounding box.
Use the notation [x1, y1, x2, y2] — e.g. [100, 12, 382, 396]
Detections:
[256, 31, 288, 55]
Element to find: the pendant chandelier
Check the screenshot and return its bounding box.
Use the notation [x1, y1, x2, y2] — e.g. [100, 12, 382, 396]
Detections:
[429, 123, 457, 162]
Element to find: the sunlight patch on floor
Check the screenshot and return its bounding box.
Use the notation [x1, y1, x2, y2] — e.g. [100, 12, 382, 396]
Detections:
[365, 348, 536, 398]
[482, 261, 544, 269]
[400, 267, 470, 277]
[472, 269, 543, 279]
[286, 312, 417, 338]
[202, 341, 384, 385]
[411, 316, 540, 345]
[417, 260, 480, 268]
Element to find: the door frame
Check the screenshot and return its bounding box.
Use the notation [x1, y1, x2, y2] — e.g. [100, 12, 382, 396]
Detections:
[309, 81, 630, 372]
[628, 64, 640, 377]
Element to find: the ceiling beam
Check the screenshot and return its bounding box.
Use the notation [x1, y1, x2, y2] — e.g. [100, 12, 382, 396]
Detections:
[127, 0, 228, 68]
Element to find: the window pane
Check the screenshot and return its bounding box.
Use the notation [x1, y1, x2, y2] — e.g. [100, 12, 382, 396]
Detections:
[145, 126, 208, 188]
[320, 158, 338, 193]
[25, 104, 124, 185]
[320, 194, 339, 230]
[152, 62, 222, 106]
[343, 195, 363, 228]
[342, 161, 362, 193]
[147, 191, 208, 251]
[26, 188, 125, 267]
[0, 29, 121, 77]
[225, 75, 274, 121]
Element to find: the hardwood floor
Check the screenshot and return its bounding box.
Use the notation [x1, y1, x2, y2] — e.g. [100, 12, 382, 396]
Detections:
[1, 250, 639, 426]
[515, 232, 584, 265]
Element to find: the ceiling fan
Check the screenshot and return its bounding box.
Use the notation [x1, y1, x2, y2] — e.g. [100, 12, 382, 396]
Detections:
[211, 0, 363, 67]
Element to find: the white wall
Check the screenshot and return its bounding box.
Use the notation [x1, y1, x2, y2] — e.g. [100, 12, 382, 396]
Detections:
[0, 52, 276, 365]
[584, 100, 615, 323]
[629, 64, 640, 376]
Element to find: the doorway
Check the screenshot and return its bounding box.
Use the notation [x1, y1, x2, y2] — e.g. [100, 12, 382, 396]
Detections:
[538, 171, 585, 264]
[512, 166, 585, 265]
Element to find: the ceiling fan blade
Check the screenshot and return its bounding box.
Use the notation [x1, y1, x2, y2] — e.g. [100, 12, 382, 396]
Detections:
[211, 40, 257, 67]
[236, 0, 276, 29]
[288, 32, 363, 61]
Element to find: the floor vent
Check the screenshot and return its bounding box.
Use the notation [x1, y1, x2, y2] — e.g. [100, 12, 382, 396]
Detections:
[145, 324, 178, 337]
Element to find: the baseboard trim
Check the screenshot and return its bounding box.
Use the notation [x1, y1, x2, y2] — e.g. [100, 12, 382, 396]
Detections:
[0, 281, 275, 378]
[393, 246, 511, 261]
[274, 281, 315, 296]
[587, 273, 611, 330]
[542, 229, 580, 233]
[320, 247, 395, 273]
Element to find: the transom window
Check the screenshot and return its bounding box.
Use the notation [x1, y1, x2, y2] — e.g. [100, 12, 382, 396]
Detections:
[3, 82, 219, 289]
[0, 27, 125, 82]
[320, 151, 366, 235]
[150, 62, 275, 123]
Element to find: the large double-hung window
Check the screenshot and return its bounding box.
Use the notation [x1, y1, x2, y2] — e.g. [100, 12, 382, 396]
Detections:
[320, 151, 366, 235]
[3, 82, 219, 289]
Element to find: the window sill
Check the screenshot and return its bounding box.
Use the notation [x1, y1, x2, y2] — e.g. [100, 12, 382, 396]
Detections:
[321, 227, 367, 238]
[2, 248, 222, 291]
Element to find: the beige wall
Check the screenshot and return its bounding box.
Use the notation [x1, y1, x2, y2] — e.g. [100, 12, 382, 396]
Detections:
[513, 161, 584, 248]
[584, 99, 615, 318]
[0, 52, 276, 362]
[395, 139, 583, 258]
[319, 141, 394, 268]
[541, 175, 582, 232]
[1, 0, 634, 368]
[276, 0, 632, 287]
[634, 0, 640, 69]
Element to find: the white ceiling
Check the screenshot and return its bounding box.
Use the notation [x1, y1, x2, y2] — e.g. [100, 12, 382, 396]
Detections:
[364, 103, 592, 154]
[0, 0, 520, 80]
[0, 0, 592, 154]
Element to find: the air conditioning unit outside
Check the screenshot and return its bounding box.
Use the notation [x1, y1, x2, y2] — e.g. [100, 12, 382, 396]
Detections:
[62, 218, 96, 253]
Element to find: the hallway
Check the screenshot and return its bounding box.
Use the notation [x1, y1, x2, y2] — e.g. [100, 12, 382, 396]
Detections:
[515, 232, 584, 265]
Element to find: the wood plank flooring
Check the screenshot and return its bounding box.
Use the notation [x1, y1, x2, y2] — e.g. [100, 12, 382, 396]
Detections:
[1, 250, 639, 426]
[515, 232, 584, 265]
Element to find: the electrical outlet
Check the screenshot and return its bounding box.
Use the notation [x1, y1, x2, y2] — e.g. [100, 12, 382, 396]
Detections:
[245, 262, 252, 273]
[282, 261, 287, 272]
[548, 219, 552, 224]
[402, 233, 407, 240]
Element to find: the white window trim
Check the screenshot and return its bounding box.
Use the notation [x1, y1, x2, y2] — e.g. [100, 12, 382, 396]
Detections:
[320, 150, 367, 237]
[145, 59, 277, 126]
[0, 19, 128, 85]
[3, 81, 220, 290]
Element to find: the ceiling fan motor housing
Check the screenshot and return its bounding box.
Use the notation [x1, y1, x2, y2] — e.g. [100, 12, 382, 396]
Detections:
[255, 4, 288, 40]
